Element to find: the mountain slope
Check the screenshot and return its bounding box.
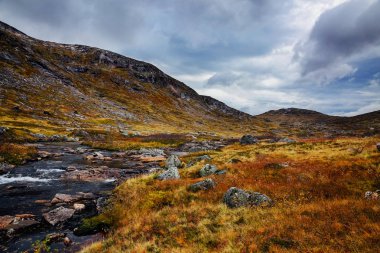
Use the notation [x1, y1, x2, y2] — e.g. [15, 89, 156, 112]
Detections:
[258, 108, 380, 137]
[0, 21, 265, 138]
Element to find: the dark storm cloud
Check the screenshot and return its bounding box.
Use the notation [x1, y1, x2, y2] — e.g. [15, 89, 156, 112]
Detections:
[0, 0, 379, 115]
[296, 0, 380, 75]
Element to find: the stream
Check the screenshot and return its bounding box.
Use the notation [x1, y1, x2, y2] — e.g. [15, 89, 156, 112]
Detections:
[0, 142, 157, 253]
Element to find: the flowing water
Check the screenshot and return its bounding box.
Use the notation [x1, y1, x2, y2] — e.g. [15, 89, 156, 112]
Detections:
[0, 142, 150, 253]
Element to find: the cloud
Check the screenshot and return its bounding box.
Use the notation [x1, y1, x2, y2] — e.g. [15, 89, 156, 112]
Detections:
[0, 0, 379, 115]
[295, 0, 380, 76]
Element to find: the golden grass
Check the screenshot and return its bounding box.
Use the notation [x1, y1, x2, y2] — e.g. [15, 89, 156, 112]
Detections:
[0, 143, 37, 165]
[81, 137, 380, 252]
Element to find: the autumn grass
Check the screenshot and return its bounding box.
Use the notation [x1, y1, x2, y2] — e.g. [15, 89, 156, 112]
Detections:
[80, 137, 380, 252]
[0, 143, 37, 165]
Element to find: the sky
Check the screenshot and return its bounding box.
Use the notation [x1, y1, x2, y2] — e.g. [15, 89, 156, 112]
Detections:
[0, 0, 379, 116]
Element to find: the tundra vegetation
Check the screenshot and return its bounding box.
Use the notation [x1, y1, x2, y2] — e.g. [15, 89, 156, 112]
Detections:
[81, 137, 380, 253]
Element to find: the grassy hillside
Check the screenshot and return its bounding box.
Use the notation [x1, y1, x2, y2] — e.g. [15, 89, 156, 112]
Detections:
[0, 21, 268, 139]
[82, 137, 380, 252]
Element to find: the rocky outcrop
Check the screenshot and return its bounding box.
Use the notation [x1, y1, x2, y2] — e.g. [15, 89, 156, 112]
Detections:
[43, 207, 75, 226]
[223, 187, 273, 208]
[188, 179, 216, 192]
[240, 135, 258, 145]
[199, 164, 217, 177]
[165, 155, 182, 168]
[156, 167, 180, 180]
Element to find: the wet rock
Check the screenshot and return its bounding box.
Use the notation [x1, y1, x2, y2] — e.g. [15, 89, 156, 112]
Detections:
[45, 233, 66, 244]
[51, 193, 80, 204]
[165, 155, 182, 168]
[38, 151, 52, 158]
[85, 152, 105, 160]
[223, 187, 273, 208]
[61, 166, 121, 181]
[199, 164, 217, 177]
[5, 219, 39, 235]
[0, 162, 15, 175]
[157, 166, 180, 180]
[187, 155, 211, 167]
[240, 135, 258, 145]
[77, 192, 96, 199]
[15, 214, 35, 219]
[64, 236, 72, 246]
[0, 216, 14, 230]
[365, 190, 380, 200]
[188, 178, 216, 192]
[377, 143, 380, 152]
[73, 203, 85, 212]
[96, 197, 108, 213]
[66, 165, 77, 171]
[43, 206, 75, 226]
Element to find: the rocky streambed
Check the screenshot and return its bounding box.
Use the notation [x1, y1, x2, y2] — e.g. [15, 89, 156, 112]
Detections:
[0, 142, 166, 253]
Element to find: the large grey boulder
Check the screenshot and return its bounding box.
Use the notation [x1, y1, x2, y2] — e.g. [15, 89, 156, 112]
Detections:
[43, 207, 75, 226]
[223, 187, 273, 208]
[199, 164, 217, 177]
[165, 155, 182, 168]
[157, 167, 180, 180]
[188, 179, 216, 192]
[240, 135, 258, 145]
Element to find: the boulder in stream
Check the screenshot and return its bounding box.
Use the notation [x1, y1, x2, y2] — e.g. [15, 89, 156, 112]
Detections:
[43, 207, 75, 226]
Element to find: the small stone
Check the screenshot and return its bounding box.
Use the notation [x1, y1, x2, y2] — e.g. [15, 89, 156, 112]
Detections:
[365, 190, 380, 200]
[45, 233, 66, 244]
[215, 169, 227, 175]
[73, 203, 85, 212]
[240, 135, 258, 145]
[188, 179, 216, 192]
[66, 166, 76, 171]
[377, 143, 380, 152]
[63, 237, 72, 246]
[199, 164, 217, 177]
[51, 193, 79, 204]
